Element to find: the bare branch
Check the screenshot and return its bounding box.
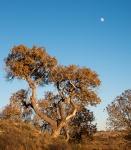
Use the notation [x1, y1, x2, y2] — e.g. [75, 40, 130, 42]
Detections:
[58, 100, 66, 121]
[69, 80, 76, 89]
[65, 128, 70, 142]
[56, 107, 61, 119]
[66, 99, 77, 121]
[76, 94, 82, 101]
[26, 76, 57, 128]
[30, 68, 36, 75]
[35, 75, 44, 84]
[56, 82, 67, 100]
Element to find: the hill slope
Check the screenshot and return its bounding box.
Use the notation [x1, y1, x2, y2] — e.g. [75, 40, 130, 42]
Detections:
[0, 119, 50, 150]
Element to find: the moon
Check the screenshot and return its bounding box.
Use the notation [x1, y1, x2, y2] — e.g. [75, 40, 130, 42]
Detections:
[100, 18, 104, 22]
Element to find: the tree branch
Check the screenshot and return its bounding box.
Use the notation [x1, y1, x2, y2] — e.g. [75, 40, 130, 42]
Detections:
[65, 128, 70, 142]
[26, 76, 57, 129]
[56, 107, 61, 119]
[35, 75, 44, 84]
[56, 82, 70, 102]
[30, 68, 36, 76]
[69, 80, 76, 89]
[56, 82, 66, 99]
[58, 100, 65, 121]
[66, 98, 77, 121]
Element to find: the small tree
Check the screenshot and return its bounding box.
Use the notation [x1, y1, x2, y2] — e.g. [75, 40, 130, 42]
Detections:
[4, 44, 101, 138]
[68, 108, 97, 143]
[0, 89, 33, 122]
[106, 89, 131, 144]
[0, 104, 22, 121]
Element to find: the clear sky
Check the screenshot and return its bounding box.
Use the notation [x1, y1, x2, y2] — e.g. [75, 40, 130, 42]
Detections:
[0, 0, 131, 130]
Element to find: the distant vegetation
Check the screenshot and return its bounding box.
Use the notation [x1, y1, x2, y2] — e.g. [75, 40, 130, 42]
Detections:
[1, 44, 131, 149]
[105, 89, 131, 149]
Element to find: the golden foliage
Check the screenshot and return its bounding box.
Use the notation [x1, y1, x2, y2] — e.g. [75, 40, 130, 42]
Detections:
[4, 44, 57, 84]
[4, 44, 101, 138]
[52, 64, 101, 105]
[38, 100, 50, 110]
[2, 104, 22, 121]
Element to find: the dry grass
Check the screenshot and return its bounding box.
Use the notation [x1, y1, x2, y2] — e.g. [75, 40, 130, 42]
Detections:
[0, 119, 71, 150]
[84, 131, 131, 150]
[0, 119, 51, 150]
[0, 119, 131, 150]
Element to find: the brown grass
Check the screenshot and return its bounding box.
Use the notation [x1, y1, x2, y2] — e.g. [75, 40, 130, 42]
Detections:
[0, 119, 131, 150]
[0, 119, 49, 150]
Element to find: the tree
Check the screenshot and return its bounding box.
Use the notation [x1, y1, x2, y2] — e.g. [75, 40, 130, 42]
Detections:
[106, 90, 131, 142]
[0, 104, 22, 121]
[67, 108, 97, 143]
[4, 44, 101, 138]
[0, 89, 32, 122]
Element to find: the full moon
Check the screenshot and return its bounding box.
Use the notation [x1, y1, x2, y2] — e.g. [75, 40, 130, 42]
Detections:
[100, 18, 104, 22]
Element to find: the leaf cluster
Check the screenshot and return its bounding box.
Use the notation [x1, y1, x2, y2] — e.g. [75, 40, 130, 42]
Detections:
[4, 44, 57, 86]
[52, 65, 101, 105]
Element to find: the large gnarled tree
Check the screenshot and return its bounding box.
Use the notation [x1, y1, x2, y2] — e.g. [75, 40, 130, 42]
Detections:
[4, 44, 101, 138]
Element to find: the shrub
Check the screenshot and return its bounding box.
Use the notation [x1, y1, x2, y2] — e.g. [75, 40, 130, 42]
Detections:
[48, 136, 71, 150]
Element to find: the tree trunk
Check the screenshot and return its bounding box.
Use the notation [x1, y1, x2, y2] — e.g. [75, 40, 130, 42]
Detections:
[52, 121, 66, 138]
[26, 77, 58, 133]
[26, 77, 77, 139]
[52, 129, 60, 138]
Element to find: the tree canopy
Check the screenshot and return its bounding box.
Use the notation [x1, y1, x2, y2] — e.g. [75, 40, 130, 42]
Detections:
[68, 108, 97, 142]
[4, 44, 101, 138]
[106, 89, 131, 143]
[106, 89, 131, 131]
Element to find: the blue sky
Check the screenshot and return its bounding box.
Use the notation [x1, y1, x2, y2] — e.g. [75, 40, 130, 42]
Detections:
[0, 0, 131, 130]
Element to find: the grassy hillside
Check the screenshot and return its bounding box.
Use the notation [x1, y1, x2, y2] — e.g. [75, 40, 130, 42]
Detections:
[0, 119, 131, 150]
[0, 119, 72, 150]
[0, 119, 49, 150]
